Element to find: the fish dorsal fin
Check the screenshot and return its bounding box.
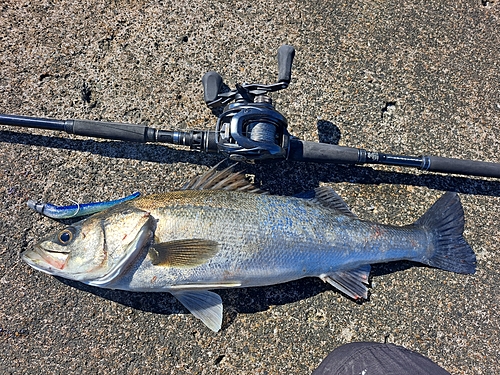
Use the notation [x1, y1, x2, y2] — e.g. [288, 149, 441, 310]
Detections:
[307, 186, 357, 218]
[148, 239, 219, 267]
[320, 265, 371, 300]
[181, 164, 266, 194]
[171, 290, 223, 332]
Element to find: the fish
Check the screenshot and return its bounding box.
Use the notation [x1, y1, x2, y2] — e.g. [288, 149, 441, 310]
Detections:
[22, 165, 476, 332]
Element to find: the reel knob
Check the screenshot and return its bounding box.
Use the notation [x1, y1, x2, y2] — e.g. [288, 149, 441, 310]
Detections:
[202, 71, 224, 107]
[277, 45, 295, 85]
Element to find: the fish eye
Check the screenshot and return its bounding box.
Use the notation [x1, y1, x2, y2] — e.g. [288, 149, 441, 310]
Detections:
[58, 227, 76, 245]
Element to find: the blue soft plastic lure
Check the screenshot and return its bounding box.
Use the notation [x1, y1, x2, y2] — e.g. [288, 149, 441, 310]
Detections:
[27, 192, 141, 219]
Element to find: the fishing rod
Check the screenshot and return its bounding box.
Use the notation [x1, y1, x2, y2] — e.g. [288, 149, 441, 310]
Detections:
[1, 45, 499, 179]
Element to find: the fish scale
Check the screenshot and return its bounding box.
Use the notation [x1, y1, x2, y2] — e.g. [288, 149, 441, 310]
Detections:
[22, 166, 476, 332]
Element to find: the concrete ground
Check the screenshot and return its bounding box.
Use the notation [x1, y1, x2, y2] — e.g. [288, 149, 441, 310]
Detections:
[1, 0, 499, 374]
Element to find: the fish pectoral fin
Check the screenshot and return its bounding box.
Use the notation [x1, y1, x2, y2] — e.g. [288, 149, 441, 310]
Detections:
[148, 239, 219, 267]
[171, 290, 223, 332]
[320, 265, 371, 300]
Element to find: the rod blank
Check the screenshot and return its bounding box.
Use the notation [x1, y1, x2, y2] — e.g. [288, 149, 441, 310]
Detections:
[2, 113, 500, 179]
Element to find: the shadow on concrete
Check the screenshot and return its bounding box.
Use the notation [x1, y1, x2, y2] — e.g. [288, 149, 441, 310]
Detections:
[2, 128, 499, 197]
[54, 259, 432, 331]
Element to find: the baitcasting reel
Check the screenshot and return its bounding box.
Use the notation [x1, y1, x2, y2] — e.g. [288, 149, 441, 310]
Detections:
[200, 45, 295, 162]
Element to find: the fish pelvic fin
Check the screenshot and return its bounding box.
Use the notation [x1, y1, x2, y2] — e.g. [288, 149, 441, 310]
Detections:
[320, 265, 371, 300]
[171, 290, 223, 332]
[415, 192, 476, 274]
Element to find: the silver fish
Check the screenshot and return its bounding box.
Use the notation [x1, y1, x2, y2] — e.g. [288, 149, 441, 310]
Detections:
[22, 166, 476, 332]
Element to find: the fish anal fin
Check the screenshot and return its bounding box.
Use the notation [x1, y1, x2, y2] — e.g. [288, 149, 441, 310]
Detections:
[171, 290, 223, 332]
[320, 265, 371, 300]
[148, 239, 219, 267]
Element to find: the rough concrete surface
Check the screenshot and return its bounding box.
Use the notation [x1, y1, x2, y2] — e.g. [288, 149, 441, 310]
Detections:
[1, 0, 499, 374]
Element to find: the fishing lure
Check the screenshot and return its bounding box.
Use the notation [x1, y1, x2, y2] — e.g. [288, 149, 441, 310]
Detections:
[27, 192, 141, 219]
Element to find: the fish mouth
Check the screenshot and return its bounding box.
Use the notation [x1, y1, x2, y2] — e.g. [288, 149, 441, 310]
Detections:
[21, 247, 68, 276]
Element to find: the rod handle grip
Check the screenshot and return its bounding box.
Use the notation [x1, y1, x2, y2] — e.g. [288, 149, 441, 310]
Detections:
[425, 155, 500, 178]
[68, 119, 152, 143]
[288, 139, 361, 164]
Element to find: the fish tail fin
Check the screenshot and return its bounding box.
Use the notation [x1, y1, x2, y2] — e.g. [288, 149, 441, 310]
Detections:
[414, 192, 476, 274]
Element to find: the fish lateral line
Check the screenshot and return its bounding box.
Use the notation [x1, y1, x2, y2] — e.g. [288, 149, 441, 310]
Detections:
[168, 282, 243, 289]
